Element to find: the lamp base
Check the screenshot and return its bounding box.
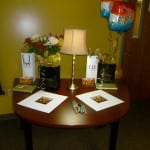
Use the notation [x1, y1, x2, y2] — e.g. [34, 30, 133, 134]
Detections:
[68, 83, 78, 90]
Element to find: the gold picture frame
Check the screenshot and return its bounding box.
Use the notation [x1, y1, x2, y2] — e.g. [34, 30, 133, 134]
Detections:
[132, 0, 145, 39]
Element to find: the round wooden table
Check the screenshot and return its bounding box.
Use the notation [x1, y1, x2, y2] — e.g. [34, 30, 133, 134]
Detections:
[12, 79, 129, 150]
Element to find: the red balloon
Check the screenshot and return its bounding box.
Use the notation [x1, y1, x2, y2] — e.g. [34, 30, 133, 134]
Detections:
[111, 1, 135, 14]
[109, 1, 135, 32]
[101, 0, 122, 18]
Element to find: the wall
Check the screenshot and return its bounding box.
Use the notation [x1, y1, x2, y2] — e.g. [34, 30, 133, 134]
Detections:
[0, 0, 121, 114]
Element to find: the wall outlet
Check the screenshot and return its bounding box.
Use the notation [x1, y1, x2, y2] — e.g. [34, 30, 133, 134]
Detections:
[7, 89, 12, 96]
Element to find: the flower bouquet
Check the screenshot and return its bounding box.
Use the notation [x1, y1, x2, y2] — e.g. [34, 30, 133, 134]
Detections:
[22, 33, 63, 67]
[21, 33, 63, 90]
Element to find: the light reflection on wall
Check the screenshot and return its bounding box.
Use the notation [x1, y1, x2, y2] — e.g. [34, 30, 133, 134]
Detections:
[17, 14, 40, 37]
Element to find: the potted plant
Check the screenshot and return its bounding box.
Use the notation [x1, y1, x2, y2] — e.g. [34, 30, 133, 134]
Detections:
[89, 31, 121, 83]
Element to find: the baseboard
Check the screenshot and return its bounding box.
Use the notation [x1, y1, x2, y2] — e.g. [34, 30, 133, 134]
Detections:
[0, 113, 18, 120]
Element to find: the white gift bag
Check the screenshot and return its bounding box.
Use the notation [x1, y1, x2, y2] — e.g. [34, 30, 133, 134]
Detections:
[86, 55, 99, 81]
[21, 53, 36, 81]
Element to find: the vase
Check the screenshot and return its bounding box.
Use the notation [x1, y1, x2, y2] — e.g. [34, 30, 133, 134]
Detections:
[97, 62, 116, 83]
[37, 53, 61, 90]
[115, 65, 123, 79]
[39, 65, 60, 90]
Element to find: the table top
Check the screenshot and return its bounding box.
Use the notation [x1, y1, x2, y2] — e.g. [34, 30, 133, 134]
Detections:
[12, 79, 129, 128]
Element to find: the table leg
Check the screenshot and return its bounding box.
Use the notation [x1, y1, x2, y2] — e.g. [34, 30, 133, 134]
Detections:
[109, 121, 119, 150]
[21, 119, 33, 150]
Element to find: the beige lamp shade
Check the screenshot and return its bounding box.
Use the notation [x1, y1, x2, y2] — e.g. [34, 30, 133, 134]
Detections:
[61, 29, 87, 55]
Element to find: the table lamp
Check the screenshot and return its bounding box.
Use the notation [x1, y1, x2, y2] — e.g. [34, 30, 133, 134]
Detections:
[61, 29, 87, 90]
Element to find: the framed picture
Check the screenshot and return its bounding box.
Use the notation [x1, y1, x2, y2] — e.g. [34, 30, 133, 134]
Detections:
[76, 90, 124, 111]
[132, 0, 145, 39]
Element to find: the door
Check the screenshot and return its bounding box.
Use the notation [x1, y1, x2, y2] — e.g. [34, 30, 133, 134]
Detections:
[122, 0, 150, 102]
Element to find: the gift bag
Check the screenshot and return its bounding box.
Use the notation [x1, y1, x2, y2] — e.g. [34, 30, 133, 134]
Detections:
[86, 55, 99, 81]
[21, 53, 36, 81]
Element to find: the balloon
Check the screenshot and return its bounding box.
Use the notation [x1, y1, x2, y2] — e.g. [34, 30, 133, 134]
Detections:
[101, 0, 121, 18]
[109, 1, 135, 32]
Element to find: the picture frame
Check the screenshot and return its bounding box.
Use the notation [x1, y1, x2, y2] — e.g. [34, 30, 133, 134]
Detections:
[132, 0, 145, 39]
